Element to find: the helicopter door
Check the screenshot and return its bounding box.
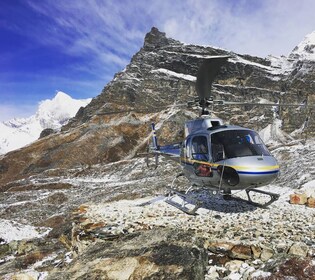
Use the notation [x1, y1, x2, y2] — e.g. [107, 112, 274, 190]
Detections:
[191, 136, 209, 161]
[191, 136, 212, 177]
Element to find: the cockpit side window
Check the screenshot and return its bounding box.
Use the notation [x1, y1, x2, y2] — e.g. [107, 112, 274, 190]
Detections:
[191, 136, 209, 161]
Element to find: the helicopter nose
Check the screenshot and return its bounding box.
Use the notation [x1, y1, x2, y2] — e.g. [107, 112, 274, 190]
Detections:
[217, 165, 240, 186]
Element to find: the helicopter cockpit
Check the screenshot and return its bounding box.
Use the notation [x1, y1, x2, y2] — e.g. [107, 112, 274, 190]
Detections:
[211, 129, 270, 162]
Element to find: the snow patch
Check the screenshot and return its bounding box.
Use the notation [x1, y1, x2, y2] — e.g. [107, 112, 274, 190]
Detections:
[290, 31, 315, 60]
[0, 219, 50, 243]
[151, 68, 196, 82]
[259, 119, 294, 145]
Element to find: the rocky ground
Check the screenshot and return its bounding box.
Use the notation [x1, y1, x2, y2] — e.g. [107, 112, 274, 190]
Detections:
[0, 139, 315, 279]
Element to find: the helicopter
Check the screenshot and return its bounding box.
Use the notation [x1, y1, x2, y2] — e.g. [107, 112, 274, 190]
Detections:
[147, 56, 314, 214]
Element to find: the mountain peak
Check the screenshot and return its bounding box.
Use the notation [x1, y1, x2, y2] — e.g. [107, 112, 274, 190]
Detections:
[143, 27, 181, 50]
[0, 92, 91, 154]
[54, 91, 72, 101]
[37, 91, 91, 126]
[289, 30, 315, 60]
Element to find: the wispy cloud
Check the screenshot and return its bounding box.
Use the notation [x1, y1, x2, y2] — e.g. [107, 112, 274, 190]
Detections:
[25, 0, 144, 66]
[147, 0, 315, 57]
[1, 0, 315, 121]
[17, 0, 315, 64]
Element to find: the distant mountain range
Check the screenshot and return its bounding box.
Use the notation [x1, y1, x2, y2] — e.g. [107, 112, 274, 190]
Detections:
[0, 92, 91, 155]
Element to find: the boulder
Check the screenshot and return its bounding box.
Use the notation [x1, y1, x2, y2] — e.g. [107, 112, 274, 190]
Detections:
[260, 246, 274, 262]
[250, 245, 262, 259]
[46, 228, 208, 280]
[288, 242, 308, 257]
[225, 260, 244, 272]
[39, 128, 55, 139]
[229, 244, 252, 260]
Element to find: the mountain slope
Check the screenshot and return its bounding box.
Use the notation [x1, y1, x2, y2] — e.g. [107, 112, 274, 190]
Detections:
[0, 92, 91, 155]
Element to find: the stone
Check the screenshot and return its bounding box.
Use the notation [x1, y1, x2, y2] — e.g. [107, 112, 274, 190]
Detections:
[39, 128, 55, 139]
[290, 193, 308, 205]
[307, 197, 315, 208]
[226, 272, 242, 280]
[288, 242, 308, 257]
[307, 248, 315, 257]
[251, 245, 262, 259]
[206, 266, 220, 279]
[208, 253, 230, 266]
[229, 244, 252, 260]
[260, 247, 274, 262]
[46, 192, 68, 204]
[225, 260, 244, 272]
[208, 241, 235, 254]
[275, 241, 289, 253]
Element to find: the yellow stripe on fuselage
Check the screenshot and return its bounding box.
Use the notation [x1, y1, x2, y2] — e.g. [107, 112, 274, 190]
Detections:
[180, 157, 279, 172]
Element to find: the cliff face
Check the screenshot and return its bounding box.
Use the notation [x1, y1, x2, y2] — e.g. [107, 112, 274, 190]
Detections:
[65, 27, 314, 132]
[0, 27, 314, 186]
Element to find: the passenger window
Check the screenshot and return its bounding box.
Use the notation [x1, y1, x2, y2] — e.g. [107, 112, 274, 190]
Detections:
[192, 136, 209, 161]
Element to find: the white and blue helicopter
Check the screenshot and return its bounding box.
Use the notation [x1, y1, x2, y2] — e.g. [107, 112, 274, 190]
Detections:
[147, 56, 313, 214]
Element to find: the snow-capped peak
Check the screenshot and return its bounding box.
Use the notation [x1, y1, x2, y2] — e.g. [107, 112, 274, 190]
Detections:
[0, 91, 91, 155]
[36, 91, 91, 129]
[289, 30, 315, 60]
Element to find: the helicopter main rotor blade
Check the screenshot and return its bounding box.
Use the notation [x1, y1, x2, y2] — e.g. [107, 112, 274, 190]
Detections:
[195, 56, 230, 101]
[95, 102, 188, 115]
[213, 100, 315, 108]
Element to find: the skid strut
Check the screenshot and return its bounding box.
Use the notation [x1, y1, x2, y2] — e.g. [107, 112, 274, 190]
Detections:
[165, 188, 202, 215]
[165, 173, 202, 215]
[244, 188, 280, 208]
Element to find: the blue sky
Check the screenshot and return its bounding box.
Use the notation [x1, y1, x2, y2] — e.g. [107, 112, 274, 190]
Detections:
[1, 0, 315, 121]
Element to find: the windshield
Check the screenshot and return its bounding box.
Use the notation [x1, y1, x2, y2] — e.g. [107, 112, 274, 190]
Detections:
[211, 129, 270, 161]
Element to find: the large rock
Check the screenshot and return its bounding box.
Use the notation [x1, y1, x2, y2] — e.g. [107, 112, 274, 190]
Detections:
[288, 242, 309, 257]
[46, 228, 208, 280]
[229, 244, 252, 260]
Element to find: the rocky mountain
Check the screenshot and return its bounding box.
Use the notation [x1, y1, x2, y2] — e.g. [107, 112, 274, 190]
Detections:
[1, 27, 315, 187]
[0, 27, 315, 279]
[0, 91, 91, 155]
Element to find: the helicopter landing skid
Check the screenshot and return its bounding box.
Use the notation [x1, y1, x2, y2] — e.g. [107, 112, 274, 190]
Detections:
[245, 188, 280, 208]
[165, 188, 202, 215]
[230, 188, 280, 208]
